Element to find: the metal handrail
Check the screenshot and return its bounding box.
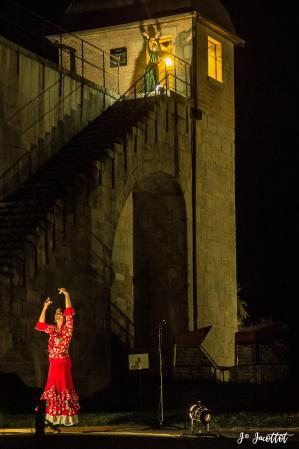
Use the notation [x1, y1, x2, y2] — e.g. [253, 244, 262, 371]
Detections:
[56, 44, 119, 79]
[1, 80, 79, 176]
[111, 302, 134, 348]
[0, 53, 190, 199]
[118, 54, 191, 102]
[0, 12, 120, 90]
[1, 0, 120, 65]
[7, 69, 109, 126]
[0, 78, 115, 200]
[0, 0, 123, 200]
[0, 50, 191, 278]
[7, 76, 67, 123]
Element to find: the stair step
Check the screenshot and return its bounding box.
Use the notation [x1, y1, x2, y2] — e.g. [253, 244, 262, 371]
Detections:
[68, 138, 120, 148]
[0, 206, 47, 215]
[71, 132, 124, 143]
[35, 165, 91, 177]
[0, 95, 162, 270]
[0, 223, 35, 231]
[0, 267, 14, 274]
[0, 205, 50, 216]
[0, 245, 25, 252]
[0, 217, 42, 225]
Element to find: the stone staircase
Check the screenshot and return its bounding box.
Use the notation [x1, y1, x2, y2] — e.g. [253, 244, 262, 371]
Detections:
[2, 77, 117, 202]
[111, 302, 134, 350]
[0, 0, 120, 201]
[0, 96, 159, 281]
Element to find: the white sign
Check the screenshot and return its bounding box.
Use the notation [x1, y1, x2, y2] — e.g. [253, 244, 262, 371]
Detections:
[128, 353, 149, 370]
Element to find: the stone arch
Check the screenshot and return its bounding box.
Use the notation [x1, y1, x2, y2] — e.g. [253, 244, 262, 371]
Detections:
[111, 171, 188, 373]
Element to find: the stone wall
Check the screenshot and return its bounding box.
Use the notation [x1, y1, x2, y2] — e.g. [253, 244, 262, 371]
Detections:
[59, 14, 193, 95]
[230, 365, 288, 384]
[236, 343, 285, 366]
[195, 22, 237, 366]
[111, 192, 134, 345]
[0, 182, 112, 396]
[174, 344, 215, 380]
[0, 94, 194, 396]
[133, 189, 188, 372]
[0, 12, 239, 394]
[0, 35, 117, 199]
[57, 14, 238, 369]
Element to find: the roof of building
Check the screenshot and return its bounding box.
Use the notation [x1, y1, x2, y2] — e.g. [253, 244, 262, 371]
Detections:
[174, 326, 212, 345]
[64, 0, 236, 35]
[235, 321, 286, 345]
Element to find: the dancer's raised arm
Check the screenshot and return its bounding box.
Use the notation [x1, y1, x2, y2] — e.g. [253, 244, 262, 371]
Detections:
[58, 288, 72, 309]
[37, 297, 52, 323]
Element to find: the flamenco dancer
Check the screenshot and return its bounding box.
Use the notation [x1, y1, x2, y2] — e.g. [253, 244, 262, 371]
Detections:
[35, 288, 80, 426]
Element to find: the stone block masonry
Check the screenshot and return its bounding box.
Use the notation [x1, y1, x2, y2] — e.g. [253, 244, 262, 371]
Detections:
[0, 9, 238, 392]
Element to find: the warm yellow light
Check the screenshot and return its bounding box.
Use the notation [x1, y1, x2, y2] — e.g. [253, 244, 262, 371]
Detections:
[208, 36, 222, 83]
[164, 56, 173, 67]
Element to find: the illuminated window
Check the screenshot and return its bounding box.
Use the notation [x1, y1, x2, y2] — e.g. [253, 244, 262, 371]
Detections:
[208, 36, 222, 82]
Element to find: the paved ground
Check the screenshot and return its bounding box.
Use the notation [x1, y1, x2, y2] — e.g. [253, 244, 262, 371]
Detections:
[1, 425, 298, 448]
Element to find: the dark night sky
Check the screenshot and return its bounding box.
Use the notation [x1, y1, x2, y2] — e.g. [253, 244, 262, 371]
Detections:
[13, 0, 298, 324]
[221, 0, 297, 323]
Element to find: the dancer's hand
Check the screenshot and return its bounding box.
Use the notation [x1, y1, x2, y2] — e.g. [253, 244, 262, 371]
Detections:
[43, 297, 52, 309]
[58, 287, 69, 296]
[142, 31, 149, 39]
[155, 32, 161, 39]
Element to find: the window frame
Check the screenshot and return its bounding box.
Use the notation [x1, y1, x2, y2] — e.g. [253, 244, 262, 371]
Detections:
[207, 36, 223, 83]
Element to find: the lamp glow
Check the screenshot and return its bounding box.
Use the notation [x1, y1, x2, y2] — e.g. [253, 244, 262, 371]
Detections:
[164, 56, 173, 67]
[155, 84, 164, 94]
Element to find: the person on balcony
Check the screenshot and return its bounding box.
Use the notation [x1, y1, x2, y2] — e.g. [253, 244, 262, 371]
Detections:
[35, 288, 80, 426]
[142, 31, 161, 93]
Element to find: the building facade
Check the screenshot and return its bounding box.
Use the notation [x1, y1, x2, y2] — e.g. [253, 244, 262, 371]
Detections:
[0, 0, 243, 395]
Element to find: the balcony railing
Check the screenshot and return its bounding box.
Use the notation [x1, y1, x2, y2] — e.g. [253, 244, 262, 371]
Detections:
[0, 0, 120, 93]
[118, 53, 191, 102]
[0, 1, 121, 200]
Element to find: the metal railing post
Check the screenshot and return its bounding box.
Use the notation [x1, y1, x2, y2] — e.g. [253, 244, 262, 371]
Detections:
[102, 52, 106, 89]
[0, 3, 123, 202]
[42, 22, 45, 62]
[59, 32, 63, 97]
[81, 40, 84, 79]
[81, 41, 84, 110]
[103, 52, 106, 108]
[185, 63, 188, 97]
[62, 75, 64, 122]
[48, 87, 51, 135]
[28, 151, 32, 176]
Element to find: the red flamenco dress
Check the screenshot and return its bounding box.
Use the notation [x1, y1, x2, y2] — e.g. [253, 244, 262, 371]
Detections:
[35, 307, 80, 426]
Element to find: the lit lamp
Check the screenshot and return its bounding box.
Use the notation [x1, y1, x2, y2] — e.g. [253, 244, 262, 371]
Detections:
[164, 56, 173, 67]
[188, 401, 213, 433]
[155, 84, 165, 94]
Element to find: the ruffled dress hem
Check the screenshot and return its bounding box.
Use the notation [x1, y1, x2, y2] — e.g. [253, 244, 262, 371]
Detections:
[45, 413, 79, 426]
